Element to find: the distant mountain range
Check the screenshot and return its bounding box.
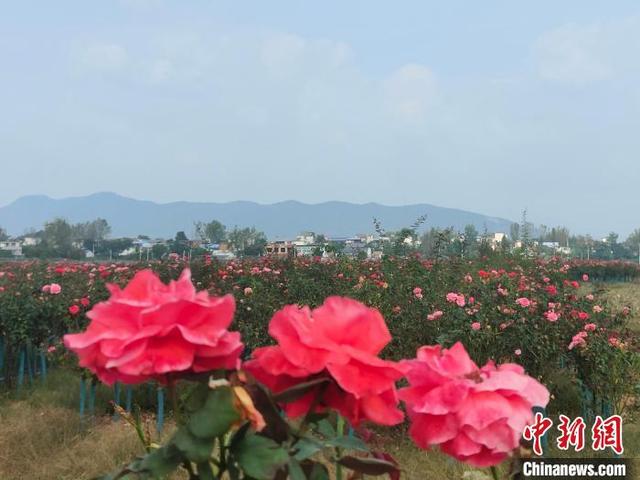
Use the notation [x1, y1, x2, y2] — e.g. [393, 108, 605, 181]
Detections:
[0, 193, 515, 239]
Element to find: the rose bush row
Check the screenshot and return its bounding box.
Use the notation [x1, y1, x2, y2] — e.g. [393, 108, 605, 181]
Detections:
[0, 256, 637, 412]
[62, 268, 550, 478]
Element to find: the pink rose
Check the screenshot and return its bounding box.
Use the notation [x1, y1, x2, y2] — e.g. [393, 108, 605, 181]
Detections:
[515, 298, 531, 308]
[400, 342, 549, 467]
[49, 283, 62, 295]
[584, 323, 596, 332]
[471, 322, 481, 331]
[544, 310, 560, 322]
[427, 310, 444, 321]
[244, 297, 406, 427]
[447, 292, 466, 307]
[64, 269, 243, 385]
[568, 331, 588, 350]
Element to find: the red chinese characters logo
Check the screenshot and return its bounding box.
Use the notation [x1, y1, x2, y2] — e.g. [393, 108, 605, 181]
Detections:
[523, 414, 623, 455]
[557, 414, 586, 452]
[523, 412, 553, 455]
[592, 415, 624, 455]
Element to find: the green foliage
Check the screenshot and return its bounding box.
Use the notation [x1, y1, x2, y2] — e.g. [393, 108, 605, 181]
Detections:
[230, 433, 289, 480]
[195, 220, 227, 244]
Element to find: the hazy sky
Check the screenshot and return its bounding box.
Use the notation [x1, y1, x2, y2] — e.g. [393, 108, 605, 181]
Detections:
[1, 1, 639, 236]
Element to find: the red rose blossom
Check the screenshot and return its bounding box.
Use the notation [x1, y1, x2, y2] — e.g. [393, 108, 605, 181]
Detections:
[244, 296, 406, 427]
[64, 269, 243, 385]
[399, 342, 549, 467]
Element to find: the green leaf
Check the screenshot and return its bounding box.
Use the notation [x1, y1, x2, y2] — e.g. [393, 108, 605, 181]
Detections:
[188, 386, 240, 440]
[316, 419, 336, 439]
[172, 428, 214, 463]
[138, 445, 182, 477]
[338, 456, 400, 475]
[231, 433, 289, 480]
[288, 458, 306, 480]
[196, 461, 215, 480]
[300, 461, 330, 480]
[293, 437, 324, 461]
[272, 378, 330, 403]
[325, 436, 369, 452]
[184, 383, 210, 413]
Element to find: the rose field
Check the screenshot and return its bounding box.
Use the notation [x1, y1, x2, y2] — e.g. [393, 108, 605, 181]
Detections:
[0, 255, 639, 479]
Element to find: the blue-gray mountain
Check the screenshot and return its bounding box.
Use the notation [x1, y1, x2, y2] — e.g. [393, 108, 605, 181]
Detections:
[0, 193, 514, 239]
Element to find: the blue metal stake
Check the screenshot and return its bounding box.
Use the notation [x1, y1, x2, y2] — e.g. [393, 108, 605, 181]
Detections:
[125, 386, 133, 412]
[113, 382, 122, 419]
[88, 381, 96, 416]
[17, 348, 25, 391]
[26, 345, 33, 384]
[31, 345, 37, 376]
[79, 377, 86, 417]
[0, 336, 4, 383]
[39, 351, 47, 381]
[157, 387, 165, 434]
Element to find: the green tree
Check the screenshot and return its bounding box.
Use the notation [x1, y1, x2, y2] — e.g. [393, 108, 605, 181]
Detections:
[509, 223, 520, 242]
[43, 218, 75, 254]
[462, 224, 479, 258]
[228, 227, 267, 256]
[196, 220, 227, 244]
[151, 243, 169, 259]
[171, 231, 190, 255]
[625, 229, 640, 261]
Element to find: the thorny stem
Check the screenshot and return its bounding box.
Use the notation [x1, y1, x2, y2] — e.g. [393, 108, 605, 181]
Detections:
[167, 376, 182, 426]
[490, 465, 499, 480]
[336, 415, 345, 480]
[299, 382, 329, 435]
[182, 460, 197, 480]
[216, 435, 228, 479]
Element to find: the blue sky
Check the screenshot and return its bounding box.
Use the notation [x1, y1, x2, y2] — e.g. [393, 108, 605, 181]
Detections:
[1, 1, 639, 236]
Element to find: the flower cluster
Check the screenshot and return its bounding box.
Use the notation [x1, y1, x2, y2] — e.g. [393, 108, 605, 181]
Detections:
[59, 268, 553, 471]
[64, 269, 243, 384]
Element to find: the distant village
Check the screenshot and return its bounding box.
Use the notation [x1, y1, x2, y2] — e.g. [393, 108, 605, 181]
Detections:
[1, 213, 639, 261]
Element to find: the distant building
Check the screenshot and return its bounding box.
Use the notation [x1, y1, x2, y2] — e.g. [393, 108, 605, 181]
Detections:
[211, 250, 236, 260]
[265, 241, 294, 256]
[294, 232, 316, 246]
[488, 232, 507, 250]
[541, 241, 571, 255]
[21, 236, 40, 247]
[294, 244, 324, 256]
[342, 243, 371, 258]
[0, 240, 22, 256]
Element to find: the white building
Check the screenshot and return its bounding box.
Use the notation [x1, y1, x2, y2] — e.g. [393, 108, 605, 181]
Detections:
[21, 236, 40, 246]
[488, 232, 507, 249]
[0, 240, 23, 256]
[294, 232, 316, 246]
